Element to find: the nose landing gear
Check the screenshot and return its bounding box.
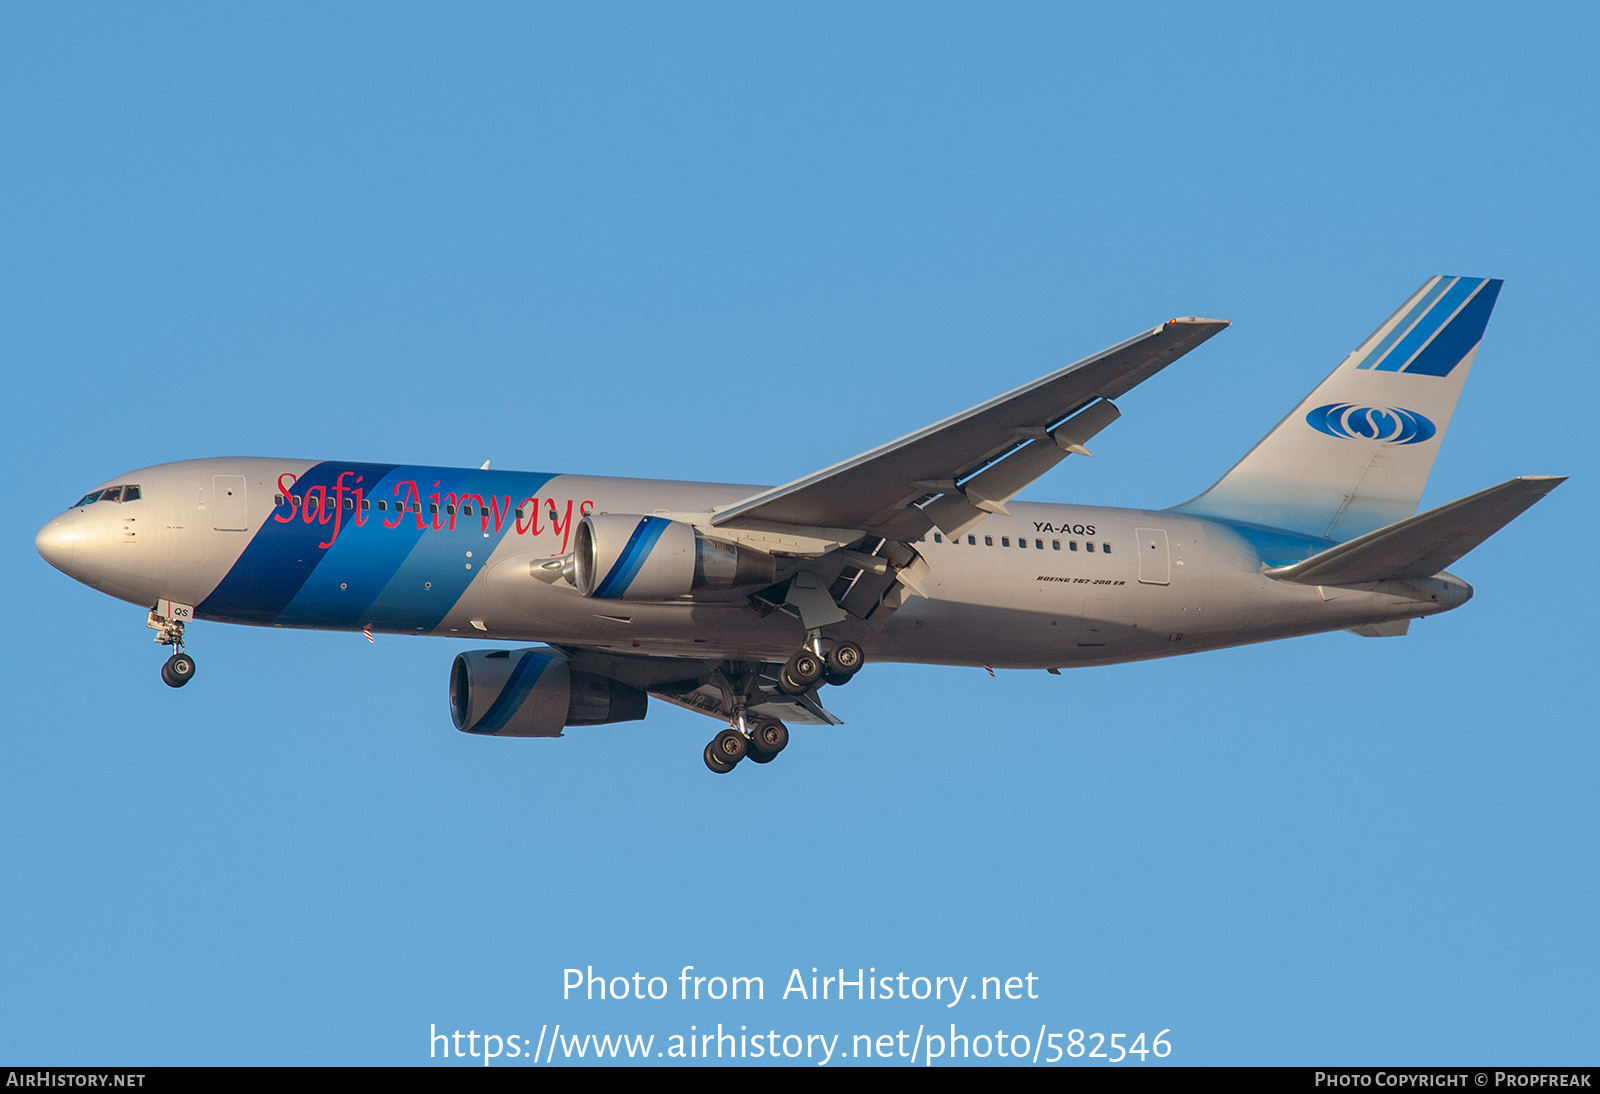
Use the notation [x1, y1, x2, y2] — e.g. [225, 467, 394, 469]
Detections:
[148, 606, 196, 688]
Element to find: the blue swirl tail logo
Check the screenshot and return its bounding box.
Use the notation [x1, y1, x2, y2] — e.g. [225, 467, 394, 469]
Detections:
[1306, 403, 1437, 444]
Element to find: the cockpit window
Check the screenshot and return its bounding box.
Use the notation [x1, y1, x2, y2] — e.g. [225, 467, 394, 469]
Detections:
[71, 484, 141, 506]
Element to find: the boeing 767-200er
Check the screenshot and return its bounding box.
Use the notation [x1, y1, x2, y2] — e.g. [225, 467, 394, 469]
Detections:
[37, 277, 1564, 773]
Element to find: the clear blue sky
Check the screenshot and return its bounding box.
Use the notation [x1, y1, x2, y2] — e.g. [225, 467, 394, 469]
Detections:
[3, 2, 1594, 1066]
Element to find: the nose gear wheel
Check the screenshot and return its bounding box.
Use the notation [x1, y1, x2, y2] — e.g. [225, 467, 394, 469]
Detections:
[148, 609, 197, 688]
[161, 652, 196, 688]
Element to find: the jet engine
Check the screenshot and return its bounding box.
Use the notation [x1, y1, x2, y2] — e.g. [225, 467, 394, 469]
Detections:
[450, 648, 647, 737]
[572, 514, 775, 600]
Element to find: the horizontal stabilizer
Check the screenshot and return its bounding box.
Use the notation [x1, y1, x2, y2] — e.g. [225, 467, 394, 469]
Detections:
[1265, 476, 1565, 586]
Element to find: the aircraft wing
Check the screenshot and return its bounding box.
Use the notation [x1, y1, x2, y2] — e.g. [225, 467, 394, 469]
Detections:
[711, 317, 1229, 541]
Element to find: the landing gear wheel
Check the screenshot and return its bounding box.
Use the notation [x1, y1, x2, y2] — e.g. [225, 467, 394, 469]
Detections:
[778, 650, 824, 694]
[749, 717, 789, 757]
[161, 652, 196, 688]
[745, 748, 776, 764]
[711, 728, 749, 765]
[824, 669, 853, 687]
[826, 640, 864, 676]
[703, 742, 736, 774]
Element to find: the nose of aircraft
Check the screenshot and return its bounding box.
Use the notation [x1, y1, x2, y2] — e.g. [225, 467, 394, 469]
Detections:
[35, 511, 79, 574]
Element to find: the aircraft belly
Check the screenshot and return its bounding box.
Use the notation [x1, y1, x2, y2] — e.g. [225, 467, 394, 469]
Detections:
[437, 582, 811, 659]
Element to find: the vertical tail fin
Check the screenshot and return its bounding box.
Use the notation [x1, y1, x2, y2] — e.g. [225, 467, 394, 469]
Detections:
[1173, 276, 1503, 541]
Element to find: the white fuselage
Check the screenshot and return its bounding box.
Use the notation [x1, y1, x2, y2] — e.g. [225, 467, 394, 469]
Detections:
[35, 457, 1471, 671]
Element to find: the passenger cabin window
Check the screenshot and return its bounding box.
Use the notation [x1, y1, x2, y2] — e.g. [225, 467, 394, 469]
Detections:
[967, 535, 976, 545]
[377, 500, 388, 511]
[933, 533, 942, 543]
[1086, 542, 1095, 552]
[984, 536, 993, 546]
[1103, 543, 1112, 554]
[1069, 541, 1078, 551]
[1052, 540, 1060, 550]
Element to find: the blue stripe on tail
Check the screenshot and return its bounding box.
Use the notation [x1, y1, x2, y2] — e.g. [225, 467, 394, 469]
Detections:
[1402, 279, 1501, 377]
[1370, 277, 1484, 372]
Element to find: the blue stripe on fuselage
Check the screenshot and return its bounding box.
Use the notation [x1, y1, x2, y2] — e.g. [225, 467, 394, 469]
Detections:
[197, 462, 397, 624]
[198, 464, 562, 629]
[359, 468, 559, 631]
[274, 464, 423, 627]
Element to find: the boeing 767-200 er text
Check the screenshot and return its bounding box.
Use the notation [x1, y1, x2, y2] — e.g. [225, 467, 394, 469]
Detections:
[37, 277, 1564, 773]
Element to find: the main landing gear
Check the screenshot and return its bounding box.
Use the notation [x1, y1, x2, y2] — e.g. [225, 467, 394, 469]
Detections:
[703, 716, 791, 775]
[777, 638, 863, 694]
[148, 609, 196, 689]
[700, 640, 862, 774]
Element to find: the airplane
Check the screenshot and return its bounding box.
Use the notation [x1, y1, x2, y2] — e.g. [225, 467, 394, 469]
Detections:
[36, 276, 1564, 773]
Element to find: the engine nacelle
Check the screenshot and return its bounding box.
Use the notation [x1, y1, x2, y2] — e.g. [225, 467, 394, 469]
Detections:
[450, 648, 647, 737]
[572, 514, 775, 600]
